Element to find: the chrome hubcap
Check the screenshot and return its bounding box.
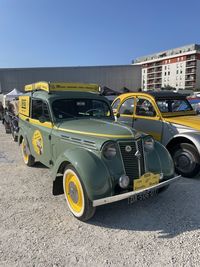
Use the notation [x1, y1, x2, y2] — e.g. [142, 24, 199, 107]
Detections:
[69, 182, 78, 203]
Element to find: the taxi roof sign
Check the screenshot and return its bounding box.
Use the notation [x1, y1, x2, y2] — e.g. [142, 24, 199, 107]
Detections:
[24, 81, 100, 93]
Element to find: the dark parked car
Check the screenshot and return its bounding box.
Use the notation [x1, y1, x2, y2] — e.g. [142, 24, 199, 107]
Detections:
[187, 97, 200, 114]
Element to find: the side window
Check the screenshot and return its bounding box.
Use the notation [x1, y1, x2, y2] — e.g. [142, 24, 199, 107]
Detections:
[31, 99, 51, 121]
[136, 98, 156, 117]
[119, 98, 134, 115]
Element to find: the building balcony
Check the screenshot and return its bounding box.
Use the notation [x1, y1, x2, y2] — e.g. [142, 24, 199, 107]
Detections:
[185, 81, 195, 87]
[185, 74, 196, 81]
[186, 62, 196, 68]
[186, 68, 196, 74]
[186, 55, 196, 61]
[154, 73, 162, 78]
[147, 74, 155, 79]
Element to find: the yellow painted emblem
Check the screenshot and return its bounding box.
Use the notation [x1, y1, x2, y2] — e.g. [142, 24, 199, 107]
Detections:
[32, 130, 44, 155]
[133, 172, 160, 191]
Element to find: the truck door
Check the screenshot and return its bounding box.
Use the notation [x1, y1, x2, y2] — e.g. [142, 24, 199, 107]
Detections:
[29, 98, 53, 167]
[133, 97, 163, 142]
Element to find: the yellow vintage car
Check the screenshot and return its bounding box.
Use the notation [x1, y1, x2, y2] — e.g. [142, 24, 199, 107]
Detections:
[112, 91, 200, 178]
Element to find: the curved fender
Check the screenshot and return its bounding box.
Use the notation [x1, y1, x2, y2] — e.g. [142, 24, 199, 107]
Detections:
[52, 148, 112, 201]
[167, 132, 200, 155]
[145, 141, 174, 178]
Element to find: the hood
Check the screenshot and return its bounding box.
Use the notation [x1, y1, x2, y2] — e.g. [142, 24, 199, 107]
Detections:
[55, 118, 139, 140]
[165, 115, 200, 131]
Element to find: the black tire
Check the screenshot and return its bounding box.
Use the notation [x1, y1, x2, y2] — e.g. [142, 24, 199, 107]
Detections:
[171, 143, 200, 178]
[11, 126, 18, 142]
[63, 165, 96, 221]
[21, 139, 35, 167]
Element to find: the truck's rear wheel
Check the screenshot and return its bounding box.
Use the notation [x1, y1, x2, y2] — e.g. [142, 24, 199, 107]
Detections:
[63, 165, 96, 221]
[171, 143, 200, 178]
[21, 139, 35, 166]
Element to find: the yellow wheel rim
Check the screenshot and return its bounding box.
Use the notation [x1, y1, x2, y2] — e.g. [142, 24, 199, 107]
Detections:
[64, 170, 84, 215]
[21, 139, 28, 163]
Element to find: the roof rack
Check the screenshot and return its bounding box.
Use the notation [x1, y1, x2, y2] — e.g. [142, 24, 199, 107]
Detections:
[24, 81, 100, 93]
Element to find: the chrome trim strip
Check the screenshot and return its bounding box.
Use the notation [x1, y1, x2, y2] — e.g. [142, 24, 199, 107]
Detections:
[93, 175, 181, 207]
[136, 140, 141, 177]
[117, 141, 126, 175]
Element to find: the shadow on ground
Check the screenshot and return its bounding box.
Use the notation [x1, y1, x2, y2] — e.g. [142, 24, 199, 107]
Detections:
[87, 178, 200, 238]
[50, 174, 200, 238]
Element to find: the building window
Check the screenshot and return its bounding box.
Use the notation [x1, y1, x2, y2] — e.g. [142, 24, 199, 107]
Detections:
[180, 70, 183, 74]
[168, 71, 170, 75]
[165, 72, 167, 76]
[165, 66, 167, 70]
[176, 70, 179, 74]
[177, 58, 180, 62]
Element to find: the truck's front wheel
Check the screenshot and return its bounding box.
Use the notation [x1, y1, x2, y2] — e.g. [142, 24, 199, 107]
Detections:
[63, 165, 96, 221]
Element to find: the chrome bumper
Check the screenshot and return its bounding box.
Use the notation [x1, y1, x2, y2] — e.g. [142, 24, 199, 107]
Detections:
[93, 175, 181, 207]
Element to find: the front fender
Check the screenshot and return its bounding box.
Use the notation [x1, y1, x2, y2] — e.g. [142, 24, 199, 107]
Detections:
[167, 132, 200, 155]
[52, 148, 112, 201]
[145, 141, 174, 178]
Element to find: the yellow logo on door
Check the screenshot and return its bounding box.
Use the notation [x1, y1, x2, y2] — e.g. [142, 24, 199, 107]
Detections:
[32, 130, 43, 155]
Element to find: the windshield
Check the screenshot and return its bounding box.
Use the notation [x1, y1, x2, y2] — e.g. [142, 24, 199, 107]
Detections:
[156, 99, 193, 113]
[52, 98, 113, 120]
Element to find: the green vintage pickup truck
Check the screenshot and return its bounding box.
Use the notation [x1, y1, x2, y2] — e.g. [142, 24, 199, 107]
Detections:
[18, 82, 180, 221]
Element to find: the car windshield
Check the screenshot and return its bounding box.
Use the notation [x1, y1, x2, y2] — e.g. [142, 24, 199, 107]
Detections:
[156, 99, 193, 113]
[52, 98, 113, 120]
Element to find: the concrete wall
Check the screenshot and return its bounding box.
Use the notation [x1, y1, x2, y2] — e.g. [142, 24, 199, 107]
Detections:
[0, 65, 141, 94]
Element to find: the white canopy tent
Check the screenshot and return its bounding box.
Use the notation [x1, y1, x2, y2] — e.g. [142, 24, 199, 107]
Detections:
[3, 88, 22, 107]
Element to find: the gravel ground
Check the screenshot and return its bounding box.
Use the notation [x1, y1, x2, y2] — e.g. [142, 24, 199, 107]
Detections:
[0, 123, 200, 267]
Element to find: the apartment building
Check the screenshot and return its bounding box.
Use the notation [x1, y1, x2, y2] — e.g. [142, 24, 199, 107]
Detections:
[134, 44, 200, 91]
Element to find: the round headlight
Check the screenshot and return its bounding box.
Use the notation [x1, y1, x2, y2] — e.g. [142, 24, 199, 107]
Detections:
[102, 142, 117, 159]
[119, 175, 130, 189]
[144, 136, 155, 151]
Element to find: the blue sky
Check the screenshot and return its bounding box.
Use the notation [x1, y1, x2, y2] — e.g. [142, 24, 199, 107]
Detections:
[0, 0, 200, 68]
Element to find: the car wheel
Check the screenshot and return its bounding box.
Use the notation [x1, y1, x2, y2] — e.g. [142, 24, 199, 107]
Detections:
[63, 165, 96, 221]
[11, 126, 18, 142]
[21, 139, 35, 166]
[171, 143, 200, 178]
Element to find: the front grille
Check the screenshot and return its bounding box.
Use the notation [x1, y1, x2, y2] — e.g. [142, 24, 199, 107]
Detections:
[119, 139, 145, 180]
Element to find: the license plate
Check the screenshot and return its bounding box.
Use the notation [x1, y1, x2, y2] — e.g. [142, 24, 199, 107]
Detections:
[128, 189, 158, 204]
[133, 172, 160, 191]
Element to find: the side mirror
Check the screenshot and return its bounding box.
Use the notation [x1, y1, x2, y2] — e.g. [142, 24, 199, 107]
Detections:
[39, 116, 46, 123]
[116, 112, 120, 118]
